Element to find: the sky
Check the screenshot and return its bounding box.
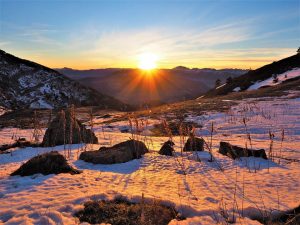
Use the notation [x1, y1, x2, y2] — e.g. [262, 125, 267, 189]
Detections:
[0, 0, 299, 69]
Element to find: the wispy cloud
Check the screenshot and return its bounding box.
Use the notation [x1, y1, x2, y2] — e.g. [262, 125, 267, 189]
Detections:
[0, 15, 297, 69]
[0, 21, 62, 47]
[0, 41, 10, 47]
[71, 19, 257, 68]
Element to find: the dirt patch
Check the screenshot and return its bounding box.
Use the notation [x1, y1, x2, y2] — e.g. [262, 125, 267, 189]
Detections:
[150, 121, 200, 136]
[0, 138, 40, 153]
[75, 198, 181, 225]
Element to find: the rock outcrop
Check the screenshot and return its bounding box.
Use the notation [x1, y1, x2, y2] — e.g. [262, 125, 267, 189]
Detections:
[42, 108, 98, 147]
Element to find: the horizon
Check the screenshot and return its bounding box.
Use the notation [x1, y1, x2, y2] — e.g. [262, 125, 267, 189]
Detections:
[0, 0, 299, 70]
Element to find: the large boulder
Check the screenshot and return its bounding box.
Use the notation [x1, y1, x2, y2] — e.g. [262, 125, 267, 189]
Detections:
[183, 137, 204, 151]
[219, 142, 268, 160]
[11, 151, 81, 176]
[158, 140, 175, 156]
[42, 108, 98, 147]
[79, 139, 148, 164]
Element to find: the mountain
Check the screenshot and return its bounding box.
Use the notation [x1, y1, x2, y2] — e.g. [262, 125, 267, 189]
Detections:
[0, 50, 126, 110]
[57, 67, 246, 106]
[204, 54, 300, 97]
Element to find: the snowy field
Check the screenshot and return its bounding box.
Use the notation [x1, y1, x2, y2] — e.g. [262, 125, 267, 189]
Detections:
[0, 94, 299, 225]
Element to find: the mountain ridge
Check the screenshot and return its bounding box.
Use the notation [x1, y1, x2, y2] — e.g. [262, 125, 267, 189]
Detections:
[204, 54, 300, 97]
[0, 50, 127, 111]
[57, 67, 246, 106]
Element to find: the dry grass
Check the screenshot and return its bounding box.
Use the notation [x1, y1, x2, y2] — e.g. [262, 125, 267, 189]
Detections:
[75, 197, 180, 225]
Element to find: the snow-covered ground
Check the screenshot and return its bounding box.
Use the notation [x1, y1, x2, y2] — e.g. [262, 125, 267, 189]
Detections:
[0, 94, 299, 225]
[247, 68, 300, 90]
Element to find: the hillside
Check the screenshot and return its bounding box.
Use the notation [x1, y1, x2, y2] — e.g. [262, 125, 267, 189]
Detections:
[57, 67, 246, 106]
[204, 54, 300, 97]
[0, 50, 126, 110]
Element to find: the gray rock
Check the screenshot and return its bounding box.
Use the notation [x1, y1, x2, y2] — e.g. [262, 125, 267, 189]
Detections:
[42, 108, 98, 147]
[159, 140, 175, 156]
[11, 151, 81, 176]
[183, 137, 204, 151]
[79, 139, 148, 164]
[219, 142, 267, 160]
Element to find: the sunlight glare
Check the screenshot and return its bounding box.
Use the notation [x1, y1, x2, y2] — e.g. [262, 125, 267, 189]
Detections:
[138, 53, 158, 70]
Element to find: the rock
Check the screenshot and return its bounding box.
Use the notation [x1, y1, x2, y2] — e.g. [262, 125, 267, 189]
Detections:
[11, 151, 81, 176]
[183, 137, 204, 151]
[159, 140, 175, 156]
[219, 142, 268, 160]
[120, 127, 129, 133]
[79, 139, 148, 164]
[0, 138, 40, 153]
[269, 205, 299, 225]
[42, 108, 98, 147]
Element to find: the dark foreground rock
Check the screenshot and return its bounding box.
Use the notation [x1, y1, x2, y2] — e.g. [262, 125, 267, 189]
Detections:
[219, 142, 267, 160]
[183, 137, 204, 151]
[11, 151, 81, 176]
[271, 205, 300, 225]
[42, 108, 98, 147]
[75, 198, 179, 225]
[79, 139, 148, 164]
[159, 140, 175, 156]
[253, 205, 300, 225]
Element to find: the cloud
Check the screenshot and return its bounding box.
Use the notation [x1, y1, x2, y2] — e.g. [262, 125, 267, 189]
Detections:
[1, 17, 297, 69]
[0, 41, 10, 47]
[0, 21, 62, 47]
[74, 19, 255, 68]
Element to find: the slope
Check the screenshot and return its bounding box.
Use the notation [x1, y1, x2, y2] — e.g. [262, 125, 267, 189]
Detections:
[0, 50, 126, 110]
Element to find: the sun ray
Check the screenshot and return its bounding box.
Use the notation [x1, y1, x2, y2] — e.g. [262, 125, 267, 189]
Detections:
[138, 53, 158, 70]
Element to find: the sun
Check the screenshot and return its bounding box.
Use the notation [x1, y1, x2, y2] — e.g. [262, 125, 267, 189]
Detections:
[138, 53, 158, 70]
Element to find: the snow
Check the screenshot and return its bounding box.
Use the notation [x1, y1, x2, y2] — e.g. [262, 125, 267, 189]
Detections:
[216, 83, 226, 89]
[0, 94, 299, 224]
[30, 99, 54, 109]
[247, 68, 300, 90]
[233, 87, 241, 92]
[39, 85, 52, 94]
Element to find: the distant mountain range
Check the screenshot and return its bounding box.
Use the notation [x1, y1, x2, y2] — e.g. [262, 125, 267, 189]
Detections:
[6, 49, 297, 112]
[0, 50, 126, 110]
[57, 67, 246, 106]
[204, 53, 300, 97]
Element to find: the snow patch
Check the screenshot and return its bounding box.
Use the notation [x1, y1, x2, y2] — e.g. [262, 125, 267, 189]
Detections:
[233, 87, 241, 92]
[216, 83, 226, 89]
[30, 99, 53, 109]
[248, 68, 300, 90]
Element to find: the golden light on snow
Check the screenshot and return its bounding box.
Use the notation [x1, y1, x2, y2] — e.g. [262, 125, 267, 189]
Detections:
[138, 53, 158, 70]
